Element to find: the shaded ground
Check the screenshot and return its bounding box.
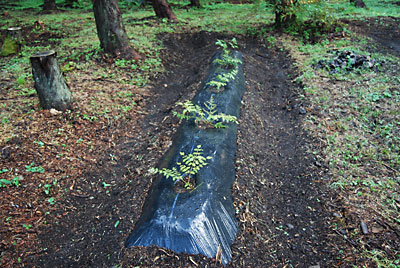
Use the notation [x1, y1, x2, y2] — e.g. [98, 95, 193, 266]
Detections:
[1, 16, 399, 268]
[346, 16, 400, 56]
[24, 32, 345, 267]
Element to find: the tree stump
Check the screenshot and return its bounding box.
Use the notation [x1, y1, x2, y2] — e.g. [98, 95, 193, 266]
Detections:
[0, 27, 22, 56]
[30, 50, 72, 111]
[7, 27, 22, 42]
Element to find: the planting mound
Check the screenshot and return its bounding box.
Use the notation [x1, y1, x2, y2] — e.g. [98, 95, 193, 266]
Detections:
[125, 51, 245, 265]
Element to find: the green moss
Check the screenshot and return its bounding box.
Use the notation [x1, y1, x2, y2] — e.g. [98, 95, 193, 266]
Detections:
[0, 37, 20, 57]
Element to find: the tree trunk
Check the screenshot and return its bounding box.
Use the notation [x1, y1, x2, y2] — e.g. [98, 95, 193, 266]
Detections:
[151, 0, 177, 21]
[30, 50, 72, 111]
[189, 0, 201, 8]
[93, 0, 141, 60]
[43, 0, 57, 10]
[350, 0, 366, 8]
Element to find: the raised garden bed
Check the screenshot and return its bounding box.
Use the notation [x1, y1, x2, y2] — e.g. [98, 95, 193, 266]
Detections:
[125, 51, 245, 265]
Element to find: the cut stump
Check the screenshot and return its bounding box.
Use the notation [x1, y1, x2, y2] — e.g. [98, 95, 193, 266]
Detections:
[0, 27, 22, 56]
[7, 27, 22, 42]
[30, 50, 72, 111]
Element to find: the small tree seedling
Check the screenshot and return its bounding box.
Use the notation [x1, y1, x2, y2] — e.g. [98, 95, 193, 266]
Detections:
[213, 38, 241, 69]
[207, 38, 241, 91]
[151, 145, 212, 190]
[173, 96, 238, 129]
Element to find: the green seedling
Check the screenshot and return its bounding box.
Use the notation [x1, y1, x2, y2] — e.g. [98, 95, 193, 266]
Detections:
[213, 38, 241, 68]
[173, 96, 238, 128]
[43, 179, 57, 196]
[102, 182, 112, 187]
[151, 145, 212, 189]
[25, 163, 45, 173]
[22, 224, 32, 230]
[47, 197, 56, 205]
[207, 68, 238, 91]
[0, 176, 21, 188]
[207, 38, 241, 91]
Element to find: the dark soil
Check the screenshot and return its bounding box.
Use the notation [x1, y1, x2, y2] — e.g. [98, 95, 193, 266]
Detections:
[346, 16, 400, 56]
[17, 32, 349, 267]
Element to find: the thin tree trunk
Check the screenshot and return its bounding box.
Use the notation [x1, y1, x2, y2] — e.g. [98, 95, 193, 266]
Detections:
[43, 0, 57, 10]
[151, 0, 177, 21]
[189, 0, 201, 8]
[30, 50, 72, 111]
[350, 0, 366, 8]
[93, 0, 140, 60]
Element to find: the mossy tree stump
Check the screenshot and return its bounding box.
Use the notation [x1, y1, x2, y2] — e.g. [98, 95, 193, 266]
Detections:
[30, 50, 72, 111]
[0, 27, 22, 56]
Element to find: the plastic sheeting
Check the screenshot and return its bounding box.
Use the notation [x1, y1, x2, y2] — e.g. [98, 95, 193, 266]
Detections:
[125, 51, 245, 265]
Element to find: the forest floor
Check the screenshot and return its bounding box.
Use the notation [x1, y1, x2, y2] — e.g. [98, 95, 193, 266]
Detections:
[0, 4, 399, 268]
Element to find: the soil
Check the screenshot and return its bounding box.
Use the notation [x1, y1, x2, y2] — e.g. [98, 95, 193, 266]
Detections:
[1, 17, 398, 268]
[346, 16, 400, 56]
[29, 32, 345, 267]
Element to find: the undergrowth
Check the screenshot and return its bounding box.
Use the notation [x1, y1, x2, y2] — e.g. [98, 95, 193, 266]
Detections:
[280, 20, 399, 266]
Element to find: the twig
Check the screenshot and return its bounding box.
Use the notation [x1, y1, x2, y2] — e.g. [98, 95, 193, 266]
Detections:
[334, 229, 359, 249]
[376, 219, 400, 238]
[215, 244, 222, 264]
[371, 160, 399, 174]
[189, 256, 199, 266]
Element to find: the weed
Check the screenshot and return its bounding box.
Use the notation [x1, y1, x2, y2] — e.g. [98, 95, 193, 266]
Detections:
[0, 176, 21, 188]
[25, 163, 45, 174]
[364, 249, 400, 268]
[47, 197, 56, 205]
[43, 179, 57, 196]
[22, 224, 32, 230]
[34, 140, 44, 147]
[267, 36, 277, 48]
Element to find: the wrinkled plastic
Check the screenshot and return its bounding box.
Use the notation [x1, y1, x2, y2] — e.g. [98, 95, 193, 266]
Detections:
[125, 51, 245, 265]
